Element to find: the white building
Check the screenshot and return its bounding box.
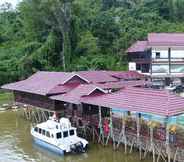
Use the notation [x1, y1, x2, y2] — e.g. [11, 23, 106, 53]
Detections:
[127, 33, 184, 86]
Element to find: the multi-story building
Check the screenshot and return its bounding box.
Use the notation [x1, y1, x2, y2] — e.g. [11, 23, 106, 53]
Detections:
[127, 33, 184, 86]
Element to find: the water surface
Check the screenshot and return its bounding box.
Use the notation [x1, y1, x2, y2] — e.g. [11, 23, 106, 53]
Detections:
[0, 111, 152, 162]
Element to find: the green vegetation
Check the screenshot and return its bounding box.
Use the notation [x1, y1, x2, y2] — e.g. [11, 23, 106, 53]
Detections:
[1, 0, 184, 85]
[0, 91, 13, 105]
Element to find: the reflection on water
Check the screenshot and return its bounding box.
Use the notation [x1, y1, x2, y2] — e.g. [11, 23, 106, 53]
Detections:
[0, 111, 152, 162]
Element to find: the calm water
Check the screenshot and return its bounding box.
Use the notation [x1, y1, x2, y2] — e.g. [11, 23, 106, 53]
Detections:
[0, 111, 152, 162]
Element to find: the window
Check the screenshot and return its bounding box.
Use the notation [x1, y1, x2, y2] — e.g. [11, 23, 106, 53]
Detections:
[34, 127, 38, 132]
[70, 130, 75, 136]
[39, 128, 42, 134]
[171, 65, 184, 73]
[152, 65, 169, 73]
[46, 131, 50, 138]
[56, 132, 62, 139]
[156, 52, 160, 59]
[63, 131, 68, 138]
[56, 125, 58, 129]
[42, 129, 46, 136]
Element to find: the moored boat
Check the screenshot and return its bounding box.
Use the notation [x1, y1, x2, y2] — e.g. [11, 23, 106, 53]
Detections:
[31, 117, 88, 155]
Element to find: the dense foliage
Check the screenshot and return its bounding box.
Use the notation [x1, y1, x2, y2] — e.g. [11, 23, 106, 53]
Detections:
[1, 0, 184, 85]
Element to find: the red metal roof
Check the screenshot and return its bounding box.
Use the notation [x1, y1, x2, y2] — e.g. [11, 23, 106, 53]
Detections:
[2, 71, 144, 95]
[76, 71, 118, 83]
[127, 33, 184, 53]
[148, 33, 184, 46]
[109, 71, 145, 80]
[127, 41, 148, 53]
[81, 87, 184, 117]
[1, 71, 80, 95]
[50, 84, 106, 104]
[95, 80, 149, 90]
[47, 83, 80, 96]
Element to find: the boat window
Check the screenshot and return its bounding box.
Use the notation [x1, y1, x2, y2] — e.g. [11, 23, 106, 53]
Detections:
[39, 128, 42, 134]
[46, 131, 50, 138]
[56, 125, 59, 129]
[51, 134, 54, 138]
[63, 131, 68, 138]
[42, 129, 46, 136]
[56, 132, 62, 139]
[69, 130, 75, 136]
[34, 127, 38, 132]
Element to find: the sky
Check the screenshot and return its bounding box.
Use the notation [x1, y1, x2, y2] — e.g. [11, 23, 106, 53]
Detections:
[0, 0, 21, 8]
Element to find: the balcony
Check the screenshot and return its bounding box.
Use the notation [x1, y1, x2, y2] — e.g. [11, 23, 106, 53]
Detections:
[152, 58, 184, 63]
[131, 58, 151, 64]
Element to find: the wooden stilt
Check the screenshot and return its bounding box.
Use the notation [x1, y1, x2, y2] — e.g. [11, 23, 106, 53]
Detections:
[117, 111, 127, 153]
[150, 126, 155, 162]
[173, 147, 179, 162]
[136, 113, 141, 160]
[129, 136, 136, 153]
[166, 124, 171, 162]
[98, 106, 104, 145]
[105, 109, 115, 149]
[32, 109, 39, 124]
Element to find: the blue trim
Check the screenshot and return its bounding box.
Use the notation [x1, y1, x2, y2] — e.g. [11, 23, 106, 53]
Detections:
[112, 108, 127, 113]
[33, 137, 64, 156]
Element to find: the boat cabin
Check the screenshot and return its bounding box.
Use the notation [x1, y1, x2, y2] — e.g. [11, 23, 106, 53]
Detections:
[34, 126, 77, 139]
[33, 118, 77, 140]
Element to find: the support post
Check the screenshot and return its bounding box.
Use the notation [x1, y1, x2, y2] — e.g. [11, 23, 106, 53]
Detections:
[137, 113, 141, 160]
[150, 126, 155, 162]
[117, 111, 127, 153]
[165, 117, 171, 162]
[105, 108, 115, 149]
[98, 106, 104, 145]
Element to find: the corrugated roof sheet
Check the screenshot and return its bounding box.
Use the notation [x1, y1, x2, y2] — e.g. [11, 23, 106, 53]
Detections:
[76, 71, 118, 83]
[109, 71, 145, 80]
[127, 41, 148, 53]
[95, 80, 149, 90]
[1, 71, 76, 95]
[2, 71, 145, 95]
[47, 83, 80, 96]
[50, 84, 106, 104]
[148, 33, 184, 46]
[81, 87, 184, 117]
[127, 33, 184, 53]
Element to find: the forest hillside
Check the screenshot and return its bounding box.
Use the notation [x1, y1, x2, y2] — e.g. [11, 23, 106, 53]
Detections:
[1, 0, 184, 85]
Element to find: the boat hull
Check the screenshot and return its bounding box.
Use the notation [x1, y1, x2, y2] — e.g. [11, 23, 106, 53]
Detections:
[33, 137, 64, 155]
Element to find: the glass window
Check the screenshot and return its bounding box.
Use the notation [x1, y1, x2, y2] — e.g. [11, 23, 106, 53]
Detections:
[63, 131, 68, 138]
[39, 128, 42, 134]
[156, 52, 160, 59]
[152, 65, 169, 73]
[171, 65, 184, 73]
[42, 129, 46, 136]
[34, 127, 38, 132]
[46, 131, 50, 138]
[69, 130, 75, 136]
[56, 132, 62, 139]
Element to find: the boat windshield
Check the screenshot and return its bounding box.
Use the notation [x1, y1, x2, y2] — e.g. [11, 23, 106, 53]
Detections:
[56, 132, 62, 139]
[69, 129, 75, 136]
[63, 131, 68, 138]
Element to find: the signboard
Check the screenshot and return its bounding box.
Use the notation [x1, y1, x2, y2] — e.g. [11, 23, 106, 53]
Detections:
[129, 62, 136, 71]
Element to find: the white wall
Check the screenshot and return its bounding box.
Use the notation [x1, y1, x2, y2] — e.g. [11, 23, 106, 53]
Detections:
[152, 49, 168, 58]
[152, 48, 184, 59]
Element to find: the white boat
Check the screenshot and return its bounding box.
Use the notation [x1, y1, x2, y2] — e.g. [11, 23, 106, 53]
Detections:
[31, 117, 89, 155]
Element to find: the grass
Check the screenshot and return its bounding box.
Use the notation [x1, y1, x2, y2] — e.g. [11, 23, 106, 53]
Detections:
[0, 91, 14, 105]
